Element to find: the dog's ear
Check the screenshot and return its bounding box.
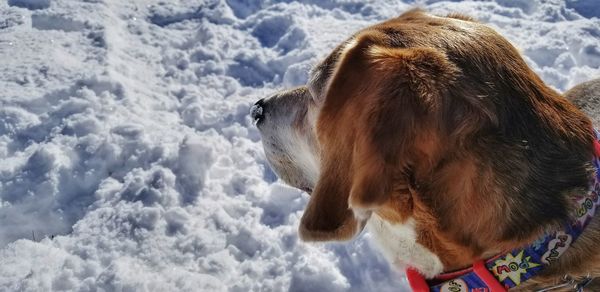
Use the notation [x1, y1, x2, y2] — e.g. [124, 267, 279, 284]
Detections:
[299, 36, 373, 241]
[299, 34, 460, 241]
[348, 45, 460, 208]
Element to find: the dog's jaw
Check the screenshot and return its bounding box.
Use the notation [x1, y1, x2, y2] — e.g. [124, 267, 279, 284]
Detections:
[367, 214, 444, 279]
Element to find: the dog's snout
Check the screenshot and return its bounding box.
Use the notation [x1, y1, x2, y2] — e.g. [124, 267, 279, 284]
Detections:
[251, 98, 265, 123]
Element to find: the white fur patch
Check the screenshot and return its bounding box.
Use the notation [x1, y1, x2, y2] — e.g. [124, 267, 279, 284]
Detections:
[367, 214, 444, 278]
[279, 127, 320, 186]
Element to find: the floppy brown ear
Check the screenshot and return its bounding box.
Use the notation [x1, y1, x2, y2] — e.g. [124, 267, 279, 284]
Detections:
[299, 37, 372, 242]
[299, 34, 459, 241]
[349, 45, 460, 208]
[299, 159, 362, 241]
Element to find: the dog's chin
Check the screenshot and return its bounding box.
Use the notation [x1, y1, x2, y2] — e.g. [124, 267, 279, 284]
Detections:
[275, 170, 315, 195]
[263, 151, 318, 196]
[276, 174, 313, 195]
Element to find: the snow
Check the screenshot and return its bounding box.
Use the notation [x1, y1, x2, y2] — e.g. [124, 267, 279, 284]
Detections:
[1, 0, 599, 291]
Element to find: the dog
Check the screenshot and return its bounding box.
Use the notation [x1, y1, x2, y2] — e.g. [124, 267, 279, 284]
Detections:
[252, 9, 600, 291]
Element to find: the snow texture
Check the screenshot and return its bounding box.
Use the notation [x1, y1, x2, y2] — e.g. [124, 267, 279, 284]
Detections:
[1, 0, 600, 291]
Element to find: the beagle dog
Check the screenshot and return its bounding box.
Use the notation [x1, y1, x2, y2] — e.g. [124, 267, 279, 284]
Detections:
[252, 10, 600, 291]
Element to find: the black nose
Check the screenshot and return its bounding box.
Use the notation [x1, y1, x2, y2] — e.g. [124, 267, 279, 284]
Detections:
[250, 98, 265, 123]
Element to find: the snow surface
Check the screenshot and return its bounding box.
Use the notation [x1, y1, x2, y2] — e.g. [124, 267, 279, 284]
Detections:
[1, 0, 600, 291]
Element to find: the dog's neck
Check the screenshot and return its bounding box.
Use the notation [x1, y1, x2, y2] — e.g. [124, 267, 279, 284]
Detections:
[505, 221, 600, 292]
[406, 137, 600, 291]
[515, 208, 600, 291]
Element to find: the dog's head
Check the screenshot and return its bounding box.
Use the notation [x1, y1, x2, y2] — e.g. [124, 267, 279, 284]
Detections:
[252, 10, 594, 276]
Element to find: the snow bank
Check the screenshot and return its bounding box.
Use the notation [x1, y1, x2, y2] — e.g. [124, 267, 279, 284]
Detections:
[0, 0, 599, 291]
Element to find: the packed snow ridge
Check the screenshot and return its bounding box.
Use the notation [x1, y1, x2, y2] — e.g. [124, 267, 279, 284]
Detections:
[1, 0, 600, 291]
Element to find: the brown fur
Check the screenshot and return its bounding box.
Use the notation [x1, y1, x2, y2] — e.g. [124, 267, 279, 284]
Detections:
[267, 9, 600, 290]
